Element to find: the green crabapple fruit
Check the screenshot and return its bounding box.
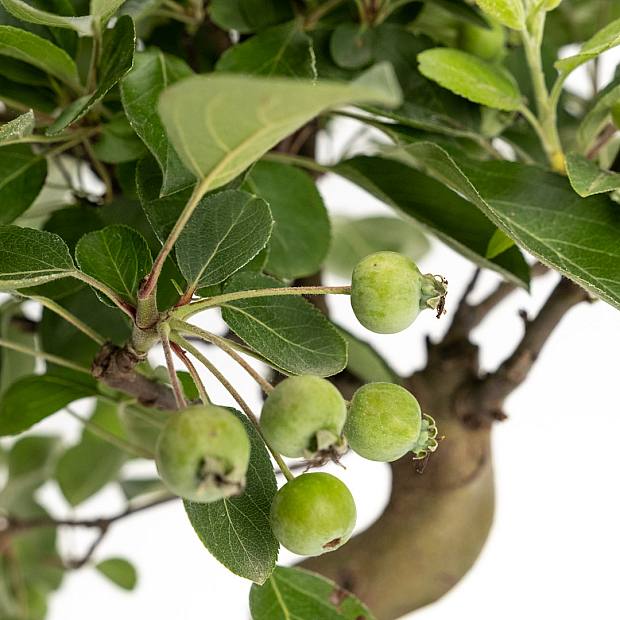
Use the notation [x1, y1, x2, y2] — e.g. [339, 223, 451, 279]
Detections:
[344, 382, 439, 462]
[260, 375, 347, 461]
[156, 405, 250, 503]
[351, 251, 447, 334]
[458, 19, 505, 61]
[270, 473, 356, 556]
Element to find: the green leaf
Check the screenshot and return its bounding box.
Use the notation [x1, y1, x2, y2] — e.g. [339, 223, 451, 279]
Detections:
[0, 225, 76, 290]
[47, 15, 135, 134]
[217, 21, 315, 78]
[209, 0, 293, 33]
[486, 229, 515, 259]
[244, 161, 330, 279]
[338, 326, 399, 385]
[556, 18, 620, 74]
[75, 224, 152, 305]
[0, 109, 35, 144]
[0, 306, 36, 395]
[0, 145, 47, 224]
[90, 0, 126, 21]
[330, 23, 375, 70]
[0, 25, 79, 87]
[184, 410, 278, 585]
[418, 48, 522, 111]
[475, 0, 525, 30]
[250, 566, 376, 620]
[577, 79, 620, 151]
[158, 63, 402, 191]
[95, 558, 137, 590]
[221, 272, 347, 376]
[55, 400, 126, 506]
[0, 0, 93, 35]
[0, 374, 97, 435]
[402, 142, 620, 310]
[565, 152, 620, 197]
[176, 190, 273, 292]
[92, 115, 147, 163]
[0, 74, 57, 113]
[121, 50, 195, 196]
[332, 155, 530, 287]
[120, 477, 166, 500]
[326, 215, 429, 279]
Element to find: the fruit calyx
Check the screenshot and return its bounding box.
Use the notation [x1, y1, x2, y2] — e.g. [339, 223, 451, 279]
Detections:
[420, 274, 448, 318]
[303, 431, 348, 467]
[411, 413, 440, 460]
[196, 455, 245, 497]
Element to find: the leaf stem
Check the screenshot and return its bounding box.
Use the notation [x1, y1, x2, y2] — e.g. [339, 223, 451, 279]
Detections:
[0, 338, 90, 375]
[170, 341, 211, 404]
[72, 272, 135, 319]
[172, 334, 294, 482]
[170, 319, 275, 395]
[174, 285, 352, 319]
[30, 296, 105, 345]
[158, 323, 186, 409]
[262, 151, 330, 174]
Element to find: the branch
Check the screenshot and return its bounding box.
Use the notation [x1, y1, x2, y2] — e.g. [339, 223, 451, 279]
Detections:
[91, 343, 178, 410]
[458, 277, 591, 424]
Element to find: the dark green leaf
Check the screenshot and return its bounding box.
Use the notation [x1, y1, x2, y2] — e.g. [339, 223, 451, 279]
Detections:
[121, 50, 194, 196]
[92, 115, 147, 163]
[55, 400, 126, 506]
[403, 142, 620, 309]
[577, 78, 620, 151]
[565, 152, 620, 197]
[0, 109, 35, 144]
[330, 23, 375, 70]
[326, 215, 429, 279]
[338, 326, 399, 384]
[158, 63, 402, 191]
[47, 15, 135, 134]
[0, 25, 79, 87]
[75, 224, 152, 305]
[176, 190, 273, 292]
[209, 0, 293, 33]
[0, 225, 76, 290]
[90, 0, 126, 21]
[0, 305, 36, 394]
[95, 558, 138, 590]
[0, 145, 47, 223]
[418, 48, 522, 111]
[244, 161, 330, 279]
[120, 477, 166, 500]
[0, 374, 97, 435]
[184, 410, 278, 584]
[250, 566, 376, 620]
[221, 272, 348, 376]
[217, 21, 315, 78]
[0, 74, 57, 113]
[332, 155, 530, 286]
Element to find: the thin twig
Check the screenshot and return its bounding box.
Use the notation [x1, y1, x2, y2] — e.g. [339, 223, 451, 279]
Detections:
[170, 341, 211, 404]
[0, 338, 90, 375]
[158, 324, 186, 409]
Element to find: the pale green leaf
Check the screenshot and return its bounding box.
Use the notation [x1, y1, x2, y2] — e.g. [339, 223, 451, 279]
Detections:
[577, 79, 620, 152]
[418, 48, 522, 111]
[90, 0, 126, 21]
[217, 21, 315, 78]
[475, 0, 525, 30]
[158, 63, 402, 191]
[121, 50, 195, 196]
[0, 145, 47, 224]
[184, 410, 278, 584]
[565, 152, 620, 197]
[332, 156, 530, 287]
[0, 306, 36, 394]
[244, 161, 330, 279]
[556, 18, 620, 74]
[95, 558, 137, 590]
[326, 215, 429, 279]
[0, 0, 93, 36]
[47, 15, 135, 134]
[176, 190, 273, 292]
[0, 25, 80, 88]
[221, 272, 348, 376]
[75, 224, 152, 305]
[0, 374, 97, 436]
[0, 225, 76, 290]
[400, 141, 620, 310]
[0, 110, 35, 144]
[486, 229, 515, 258]
[250, 567, 376, 620]
[55, 400, 126, 506]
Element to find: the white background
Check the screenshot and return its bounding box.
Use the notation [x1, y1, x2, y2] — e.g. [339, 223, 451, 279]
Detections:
[35, 49, 620, 620]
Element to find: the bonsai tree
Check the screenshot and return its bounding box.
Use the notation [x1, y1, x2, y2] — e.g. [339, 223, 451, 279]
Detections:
[0, 0, 619, 618]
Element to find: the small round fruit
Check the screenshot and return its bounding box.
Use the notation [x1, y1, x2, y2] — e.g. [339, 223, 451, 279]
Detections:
[458, 20, 505, 61]
[270, 473, 356, 556]
[156, 405, 250, 503]
[351, 251, 447, 334]
[260, 376, 347, 459]
[344, 382, 422, 462]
